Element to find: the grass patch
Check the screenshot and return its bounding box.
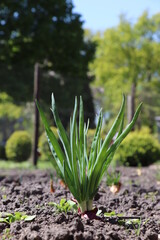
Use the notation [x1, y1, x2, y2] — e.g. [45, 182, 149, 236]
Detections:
[154, 160, 160, 165]
[0, 159, 52, 170]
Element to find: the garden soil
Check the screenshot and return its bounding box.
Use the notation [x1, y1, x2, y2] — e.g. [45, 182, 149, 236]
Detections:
[0, 166, 159, 240]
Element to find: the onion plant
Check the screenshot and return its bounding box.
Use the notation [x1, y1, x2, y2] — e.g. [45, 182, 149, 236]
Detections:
[36, 94, 142, 213]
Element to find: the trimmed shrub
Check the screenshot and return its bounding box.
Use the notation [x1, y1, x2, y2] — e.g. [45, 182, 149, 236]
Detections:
[115, 128, 160, 166]
[38, 126, 58, 161]
[6, 131, 32, 162]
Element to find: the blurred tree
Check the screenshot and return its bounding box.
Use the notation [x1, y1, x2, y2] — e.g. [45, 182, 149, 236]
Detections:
[0, 92, 22, 145]
[0, 0, 96, 127]
[0, 92, 22, 120]
[90, 12, 160, 128]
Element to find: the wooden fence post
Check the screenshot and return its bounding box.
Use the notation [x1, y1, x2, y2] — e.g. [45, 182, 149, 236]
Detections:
[33, 63, 40, 166]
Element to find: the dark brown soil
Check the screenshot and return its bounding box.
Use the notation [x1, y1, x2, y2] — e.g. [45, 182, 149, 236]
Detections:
[0, 166, 159, 240]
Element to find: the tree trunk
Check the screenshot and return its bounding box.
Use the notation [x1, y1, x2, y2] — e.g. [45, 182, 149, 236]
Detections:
[127, 82, 136, 129]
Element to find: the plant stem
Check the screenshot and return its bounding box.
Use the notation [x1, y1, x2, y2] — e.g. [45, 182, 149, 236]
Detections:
[79, 201, 87, 212]
[79, 199, 93, 212]
[87, 199, 93, 211]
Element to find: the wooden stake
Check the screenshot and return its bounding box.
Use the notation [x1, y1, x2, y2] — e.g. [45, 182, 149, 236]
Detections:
[33, 63, 40, 166]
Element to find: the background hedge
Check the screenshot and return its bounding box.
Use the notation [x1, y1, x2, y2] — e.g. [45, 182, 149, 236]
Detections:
[114, 127, 160, 166]
[5, 131, 32, 162]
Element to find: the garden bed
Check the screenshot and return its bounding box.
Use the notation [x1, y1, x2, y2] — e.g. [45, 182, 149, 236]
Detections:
[0, 166, 159, 240]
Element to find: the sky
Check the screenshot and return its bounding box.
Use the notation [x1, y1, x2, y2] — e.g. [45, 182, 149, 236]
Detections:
[73, 0, 160, 32]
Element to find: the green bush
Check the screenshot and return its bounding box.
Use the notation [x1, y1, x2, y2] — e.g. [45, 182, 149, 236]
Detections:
[38, 126, 58, 161]
[115, 128, 160, 166]
[0, 92, 22, 119]
[5, 131, 32, 162]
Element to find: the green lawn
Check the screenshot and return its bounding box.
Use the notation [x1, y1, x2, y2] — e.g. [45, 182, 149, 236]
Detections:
[155, 160, 160, 165]
[0, 159, 52, 170]
[0, 159, 159, 170]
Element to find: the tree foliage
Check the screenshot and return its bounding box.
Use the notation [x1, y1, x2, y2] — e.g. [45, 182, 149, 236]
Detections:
[0, 0, 96, 126]
[0, 0, 94, 75]
[0, 92, 22, 119]
[90, 12, 160, 127]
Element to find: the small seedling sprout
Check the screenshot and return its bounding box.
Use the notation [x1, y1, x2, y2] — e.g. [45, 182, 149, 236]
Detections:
[48, 199, 78, 213]
[0, 212, 36, 224]
[50, 172, 55, 193]
[106, 170, 121, 186]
